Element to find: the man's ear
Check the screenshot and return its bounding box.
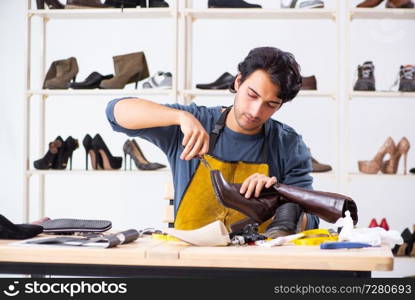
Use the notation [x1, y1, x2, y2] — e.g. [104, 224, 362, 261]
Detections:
[234, 73, 242, 91]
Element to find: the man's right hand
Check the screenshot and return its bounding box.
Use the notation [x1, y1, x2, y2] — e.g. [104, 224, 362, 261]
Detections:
[179, 111, 210, 160]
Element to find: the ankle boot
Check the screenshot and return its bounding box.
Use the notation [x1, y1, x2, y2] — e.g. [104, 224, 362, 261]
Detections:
[100, 52, 150, 89]
[43, 57, 79, 89]
[36, 0, 65, 9]
[356, 0, 385, 7]
[353, 61, 376, 91]
[210, 169, 358, 225]
[386, 0, 414, 7]
[33, 136, 63, 170]
[264, 203, 302, 238]
[66, 0, 110, 8]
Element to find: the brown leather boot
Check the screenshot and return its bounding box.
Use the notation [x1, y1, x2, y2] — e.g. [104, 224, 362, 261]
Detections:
[356, 0, 384, 7]
[66, 0, 110, 8]
[100, 52, 150, 89]
[386, 0, 414, 7]
[210, 170, 358, 226]
[44, 57, 79, 89]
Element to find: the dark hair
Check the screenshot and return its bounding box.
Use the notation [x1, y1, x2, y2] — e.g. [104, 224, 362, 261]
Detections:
[230, 47, 302, 103]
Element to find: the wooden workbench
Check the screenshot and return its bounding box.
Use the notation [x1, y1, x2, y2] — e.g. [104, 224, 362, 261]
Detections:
[0, 236, 393, 278]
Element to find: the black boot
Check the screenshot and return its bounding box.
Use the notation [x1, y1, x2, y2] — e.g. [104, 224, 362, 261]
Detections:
[208, 0, 262, 8]
[264, 203, 302, 238]
[69, 72, 113, 89]
[33, 136, 63, 170]
[54, 136, 79, 170]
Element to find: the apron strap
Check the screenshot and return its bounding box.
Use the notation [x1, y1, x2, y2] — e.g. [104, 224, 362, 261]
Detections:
[208, 106, 232, 154]
[208, 105, 268, 164]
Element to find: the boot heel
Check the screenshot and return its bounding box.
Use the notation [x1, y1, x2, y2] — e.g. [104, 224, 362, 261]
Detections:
[129, 157, 132, 170]
[135, 81, 139, 89]
[69, 154, 73, 170]
[124, 152, 127, 171]
[36, 0, 45, 9]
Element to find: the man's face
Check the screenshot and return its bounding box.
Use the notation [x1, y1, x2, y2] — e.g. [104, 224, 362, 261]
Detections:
[233, 69, 283, 134]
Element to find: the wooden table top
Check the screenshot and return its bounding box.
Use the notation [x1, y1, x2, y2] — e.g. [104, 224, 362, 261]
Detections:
[0, 236, 393, 272]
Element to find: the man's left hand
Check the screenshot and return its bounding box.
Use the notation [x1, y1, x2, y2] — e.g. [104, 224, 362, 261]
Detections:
[240, 173, 277, 199]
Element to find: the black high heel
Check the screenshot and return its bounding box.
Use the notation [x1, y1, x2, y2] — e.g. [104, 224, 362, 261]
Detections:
[91, 134, 122, 170]
[36, 0, 65, 9]
[33, 136, 63, 170]
[123, 139, 166, 170]
[54, 136, 79, 170]
[83, 134, 103, 170]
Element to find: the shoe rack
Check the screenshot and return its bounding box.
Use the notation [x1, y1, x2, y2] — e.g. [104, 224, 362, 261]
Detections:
[177, 0, 342, 192]
[23, 0, 180, 221]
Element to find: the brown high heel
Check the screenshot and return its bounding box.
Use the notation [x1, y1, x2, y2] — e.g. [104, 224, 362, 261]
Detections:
[381, 137, 411, 174]
[358, 137, 396, 174]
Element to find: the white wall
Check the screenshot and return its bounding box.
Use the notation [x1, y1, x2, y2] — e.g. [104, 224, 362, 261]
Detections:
[1, 0, 414, 240]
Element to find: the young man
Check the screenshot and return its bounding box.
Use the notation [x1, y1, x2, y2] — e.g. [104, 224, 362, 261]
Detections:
[106, 47, 319, 237]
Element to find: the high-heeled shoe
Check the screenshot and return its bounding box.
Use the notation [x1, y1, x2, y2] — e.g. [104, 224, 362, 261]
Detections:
[381, 137, 410, 174]
[99, 52, 150, 89]
[358, 137, 396, 174]
[123, 140, 166, 170]
[91, 134, 122, 170]
[43, 57, 79, 89]
[33, 136, 63, 170]
[54, 136, 79, 170]
[83, 134, 103, 170]
[36, 0, 65, 9]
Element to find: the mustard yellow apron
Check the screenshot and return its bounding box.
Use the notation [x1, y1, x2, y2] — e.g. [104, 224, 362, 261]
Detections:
[174, 106, 273, 233]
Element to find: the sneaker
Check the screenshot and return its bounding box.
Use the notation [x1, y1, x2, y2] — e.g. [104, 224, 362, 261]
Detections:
[142, 71, 172, 89]
[353, 61, 376, 91]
